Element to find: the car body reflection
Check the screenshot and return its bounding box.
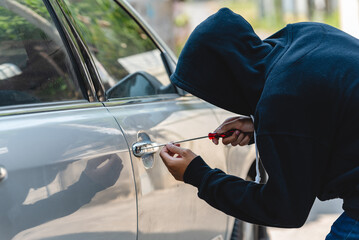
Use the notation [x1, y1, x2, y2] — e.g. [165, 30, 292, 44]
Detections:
[0, 154, 123, 239]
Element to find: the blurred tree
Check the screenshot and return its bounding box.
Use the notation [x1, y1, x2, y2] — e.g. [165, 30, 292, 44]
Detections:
[258, 0, 265, 18]
[292, 0, 298, 20]
[325, 0, 334, 15]
[274, 0, 283, 24]
[307, 0, 315, 20]
[0, 0, 53, 41]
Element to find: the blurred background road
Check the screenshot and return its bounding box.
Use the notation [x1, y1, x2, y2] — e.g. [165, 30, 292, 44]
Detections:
[127, 1, 355, 239]
[267, 198, 342, 239]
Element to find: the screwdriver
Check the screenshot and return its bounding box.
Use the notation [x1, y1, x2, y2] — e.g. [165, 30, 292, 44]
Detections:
[139, 129, 237, 151]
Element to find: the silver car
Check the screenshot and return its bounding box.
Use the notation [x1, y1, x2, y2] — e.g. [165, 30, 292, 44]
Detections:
[0, 0, 266, 239]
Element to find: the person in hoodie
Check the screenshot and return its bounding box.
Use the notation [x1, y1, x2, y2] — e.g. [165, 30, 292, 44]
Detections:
[159, 8, 359, 240]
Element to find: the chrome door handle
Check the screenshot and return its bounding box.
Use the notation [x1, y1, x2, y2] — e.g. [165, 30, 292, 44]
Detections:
[0, 165, 8, 183]
[132, 141, 159, 157]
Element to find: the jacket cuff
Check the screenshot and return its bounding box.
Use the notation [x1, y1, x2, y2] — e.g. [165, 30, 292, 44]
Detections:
[183, 156, 212, 188]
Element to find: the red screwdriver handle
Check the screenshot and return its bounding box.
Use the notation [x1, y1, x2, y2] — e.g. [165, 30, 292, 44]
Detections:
[208, 129, 237, 140]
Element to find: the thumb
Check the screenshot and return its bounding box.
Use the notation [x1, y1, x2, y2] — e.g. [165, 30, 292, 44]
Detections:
[166, 143, 185, 155]
[216, 121, 234, 134]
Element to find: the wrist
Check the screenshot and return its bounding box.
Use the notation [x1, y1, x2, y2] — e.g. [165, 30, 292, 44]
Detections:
[183, 156, 212, 187]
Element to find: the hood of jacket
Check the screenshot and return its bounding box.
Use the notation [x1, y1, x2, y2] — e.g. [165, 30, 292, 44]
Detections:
[170, 8, 280, 116]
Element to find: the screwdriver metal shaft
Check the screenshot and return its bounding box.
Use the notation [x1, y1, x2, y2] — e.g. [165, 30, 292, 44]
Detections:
[140, 135, 208, 150]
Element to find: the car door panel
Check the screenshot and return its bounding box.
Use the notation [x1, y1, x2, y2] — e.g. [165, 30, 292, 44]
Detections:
[105, 97, 229, 240]
[55, 0, 259, 238]
[0, 105, 137, 240]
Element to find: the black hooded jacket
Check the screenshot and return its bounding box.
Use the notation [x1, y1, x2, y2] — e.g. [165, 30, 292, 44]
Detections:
[170, 8, 359, 227]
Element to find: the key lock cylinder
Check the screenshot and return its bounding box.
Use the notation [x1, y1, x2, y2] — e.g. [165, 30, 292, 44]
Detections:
[132, 132, 160, 169]
[0, 165, 8, 183]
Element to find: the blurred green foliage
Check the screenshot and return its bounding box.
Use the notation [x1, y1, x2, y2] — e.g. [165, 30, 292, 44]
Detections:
[0, 0, 50, 41]
[175, 13, 190, 27]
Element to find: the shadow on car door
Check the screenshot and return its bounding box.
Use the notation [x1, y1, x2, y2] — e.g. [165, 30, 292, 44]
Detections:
[0, 105, 137, 240]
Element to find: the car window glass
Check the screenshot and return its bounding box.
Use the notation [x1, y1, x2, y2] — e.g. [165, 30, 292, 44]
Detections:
[63, 0, 176, 100]
[0, 0, 83, 107]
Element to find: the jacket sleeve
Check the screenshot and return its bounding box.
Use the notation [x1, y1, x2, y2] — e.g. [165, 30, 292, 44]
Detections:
[183, 134, 328, 228]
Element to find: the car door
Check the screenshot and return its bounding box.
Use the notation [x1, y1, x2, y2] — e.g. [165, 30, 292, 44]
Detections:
[60, 0, 231, 239]
[0, 1, 136, 239]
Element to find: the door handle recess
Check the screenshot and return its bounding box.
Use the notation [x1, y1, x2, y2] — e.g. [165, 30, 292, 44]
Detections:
[132, 142, 159, 157]
[0, 165, 8, 183]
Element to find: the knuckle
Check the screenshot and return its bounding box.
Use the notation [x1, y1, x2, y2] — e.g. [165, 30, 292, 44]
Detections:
[228, 137, 236, 143]
[236, 121, 243, 129]
[183, 149, 191, 155]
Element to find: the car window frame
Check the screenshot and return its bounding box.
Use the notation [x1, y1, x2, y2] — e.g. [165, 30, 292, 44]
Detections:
[48, 0, 98, 101]
[116, 0, 187, 96]
[55, 0, 184, 104]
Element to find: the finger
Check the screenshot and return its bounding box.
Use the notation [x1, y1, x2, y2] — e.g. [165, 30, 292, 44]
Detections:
[230, 132, 245, 146]
[213, 117, 239, 135]
[161, 145, 176, 157]
[212, 137, 219, 145]
[239, 135, 251, 146]
[215, 119, 242, 135]
[165, 143, 187, 155]
[216, 116, 255, 135]
[222, 130, 240, 145]
[221, 116, 241, 124]
[173, 143, 181, 155]
[160, 146, 178, 163]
